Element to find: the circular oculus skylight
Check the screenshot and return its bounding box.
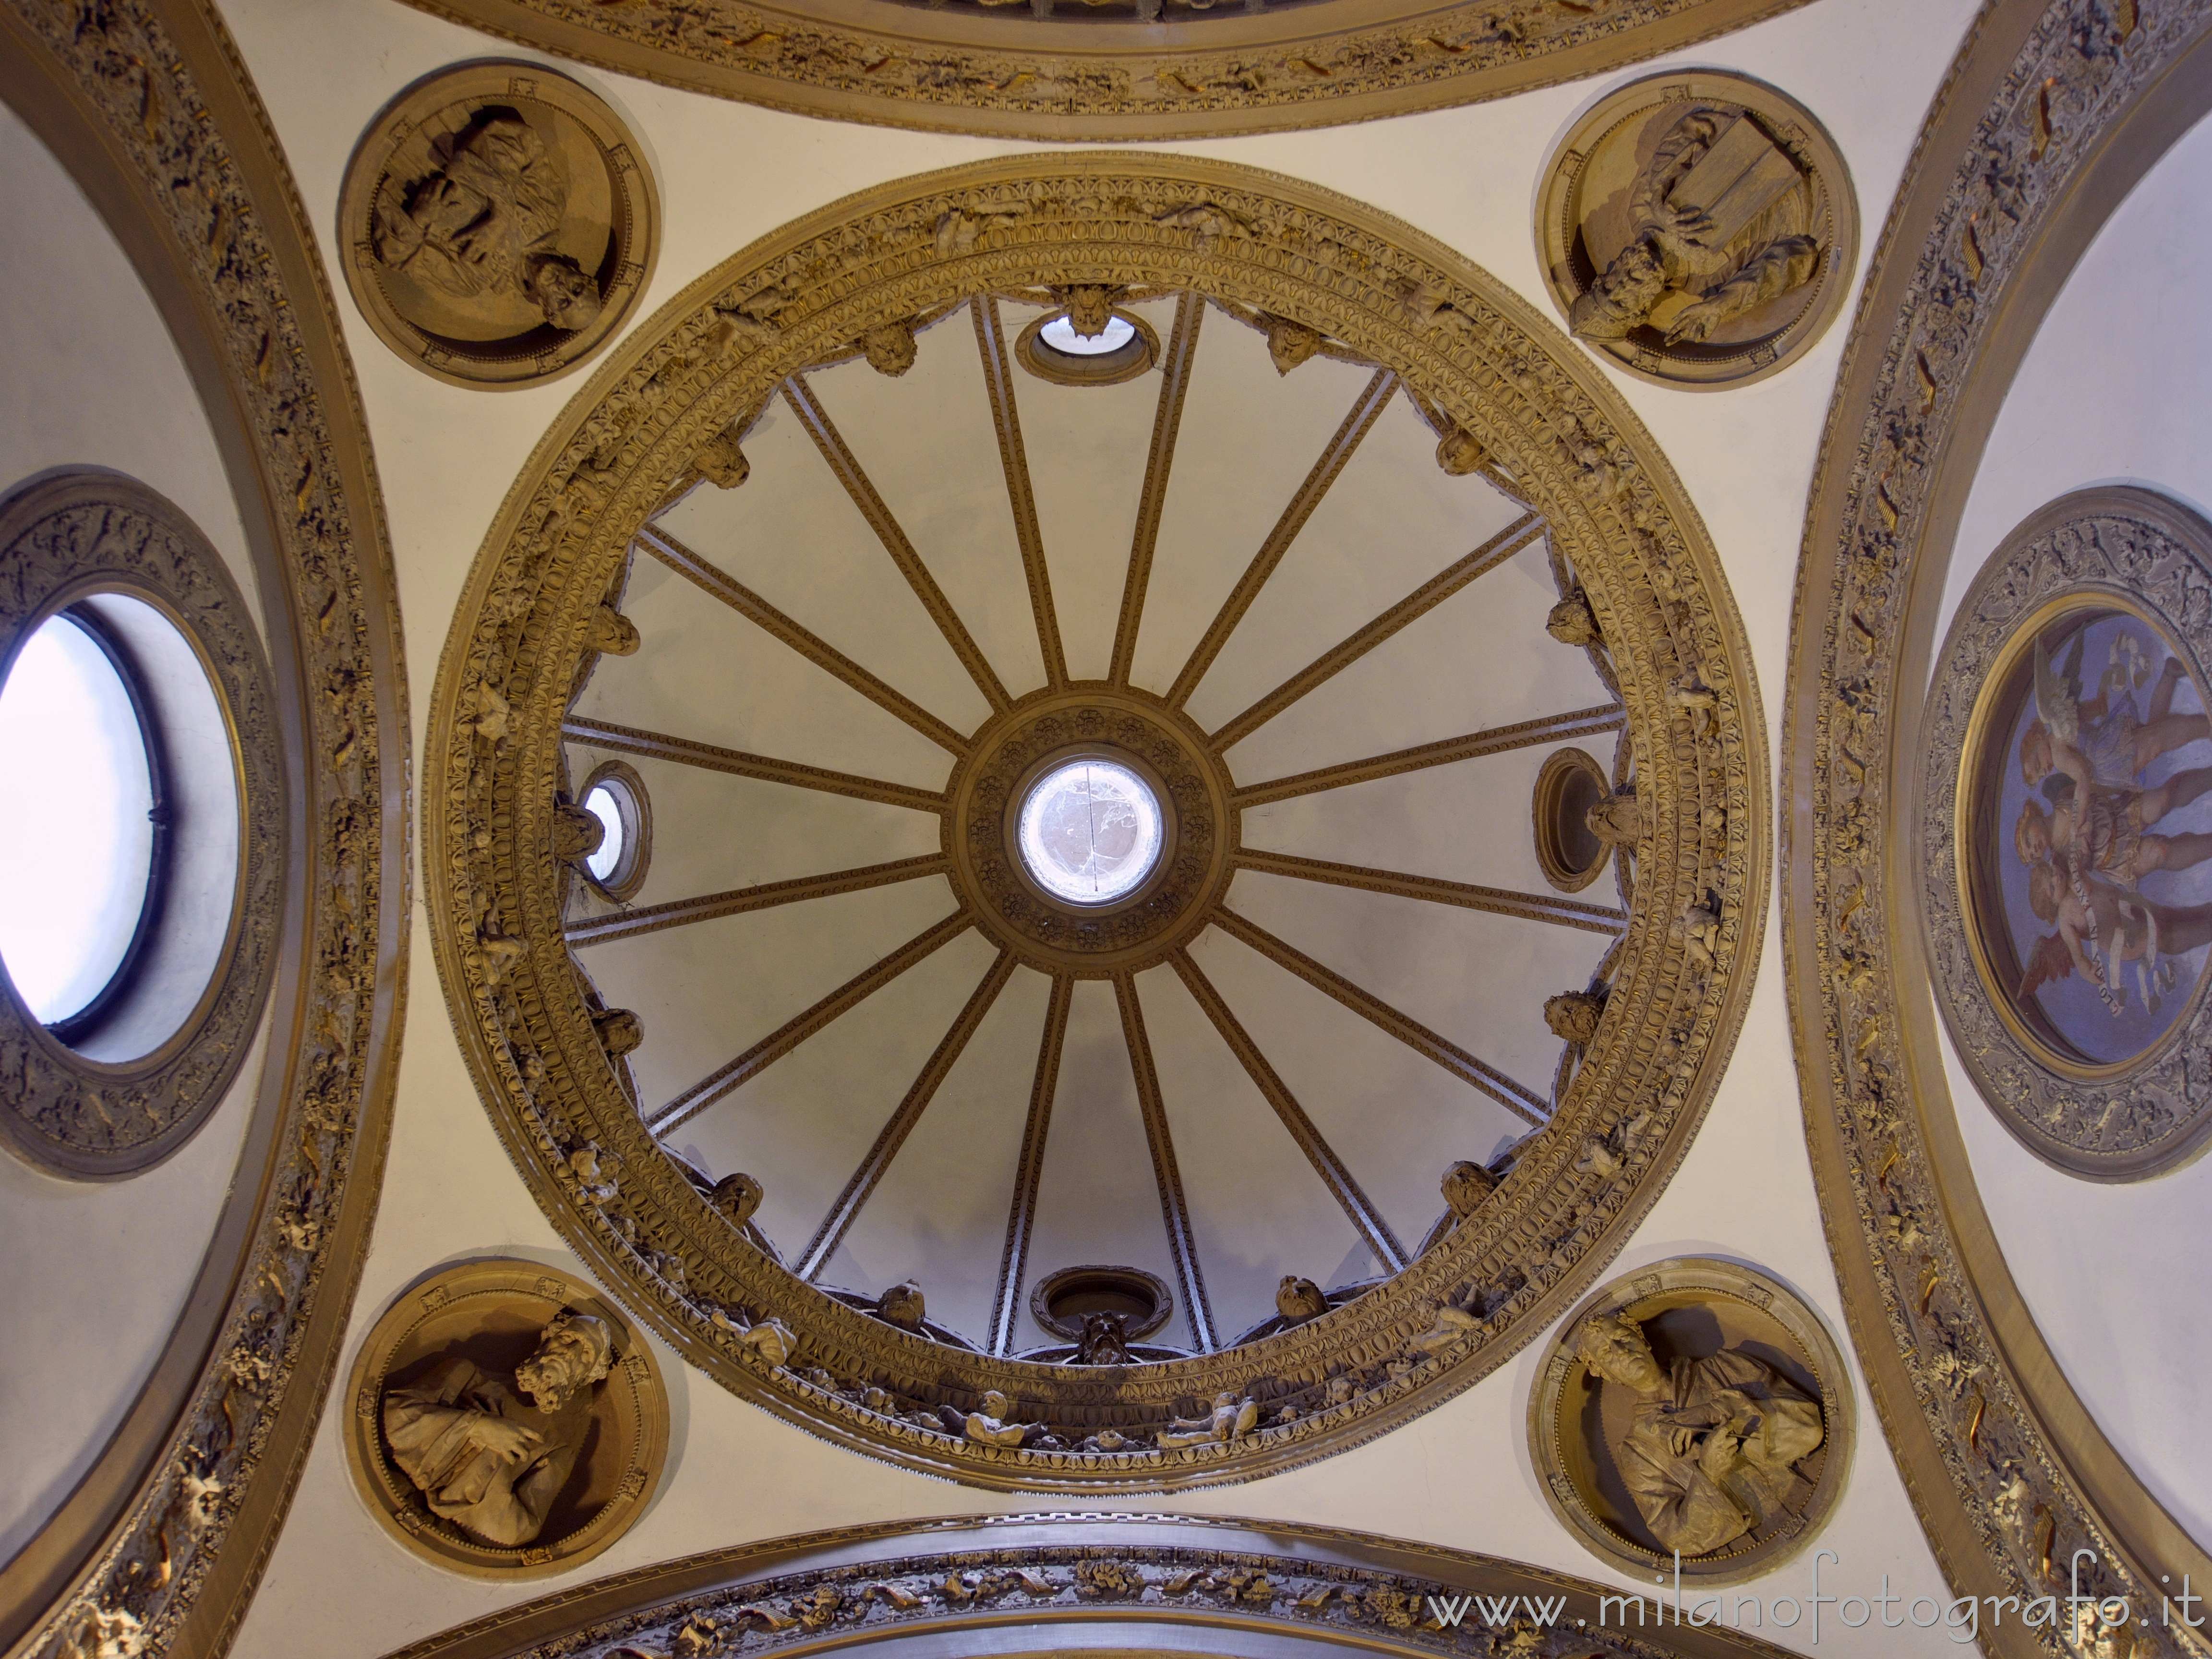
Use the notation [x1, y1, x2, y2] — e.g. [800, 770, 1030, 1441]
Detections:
[1039, 314, 1136, 357]
[0, 613, 157, 1024]
[1016, 757, 1163, 905]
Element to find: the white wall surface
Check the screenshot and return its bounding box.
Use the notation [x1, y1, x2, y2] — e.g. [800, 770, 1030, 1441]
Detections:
[1934, 105, 2212, 1552]
[207, 0, 1985, 1652]
[0, 99, 272, 1566]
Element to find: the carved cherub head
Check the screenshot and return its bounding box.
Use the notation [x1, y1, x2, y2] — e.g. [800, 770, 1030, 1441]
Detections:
[515, 1310, 614, 1410]
[586, 605, 642, 656]
[978, 1390, 1011, 1419]
[593, 1007, 644, 1057]
[709, 1170, 764, 1226]
[1546, 592, 1600, 648]
[553, 802, 606, 862]
[1062, 286, 1115, 337]
[524, 253, 604, 332]
[1544, 989, 1606, 1046]
[1434, 427, 1490, 477]
[862, 319, 919, 377]
[695, 426, 751, 492]
[1586, 794, 1643, 846]
[1263, 314, 1321, 375]
[1441, 1159, 1496, 1218]
[1574, 1310, 1666, 1393]
[1275, 1276, 1327, 1323]
[877, 1280, 926, 1331]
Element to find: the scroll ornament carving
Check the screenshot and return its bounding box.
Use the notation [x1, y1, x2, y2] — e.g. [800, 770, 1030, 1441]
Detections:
[395, 0, 1814, 138]
[1801, 0, 2210, 1640]
[429, 154, 1762, 1489]
[5, 0, 396, 1651]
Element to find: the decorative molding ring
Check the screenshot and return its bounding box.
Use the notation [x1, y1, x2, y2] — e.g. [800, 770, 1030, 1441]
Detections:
[0, 2, 407, 1656]
[0, 469, 284, 1178]
[344, 1260, 669, 1579]
[1535, 70, 1857, 390]
[1527, 1256, 1852, 1585]
[425, 150, 1768, 1493]
[390, 0, 1815, 142]
[1925, 487, 2212, 1181]
[337, 60, 661, 390]
[1784, 0, 2212, 1649]
[376, 1512, 1812, 1659]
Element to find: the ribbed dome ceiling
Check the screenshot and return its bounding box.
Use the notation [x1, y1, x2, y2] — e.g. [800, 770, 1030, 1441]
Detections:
[559, 290, 1623, 1355]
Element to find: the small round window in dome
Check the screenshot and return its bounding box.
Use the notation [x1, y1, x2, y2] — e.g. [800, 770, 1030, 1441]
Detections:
[577, 762, 649, 900]
[1532, 748, 1614, 895]
[1017, 307, 1159, 387]
[584, 786, 625, 881]
[1040, 314, 1135, 357]
[1017, 757, 1163, 906]
[0, 610, 163, 1029]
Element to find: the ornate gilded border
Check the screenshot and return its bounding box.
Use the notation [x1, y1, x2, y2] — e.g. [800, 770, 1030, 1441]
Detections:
[375, 1513, 1808, 1659]
[1783, 0, 2212, 1651]
[426, 151, 1769, 1491]
[1525, 1256, 1854, 1586]
[393, 0, 1815, 142]
[0, 2, 405, 1656]
[0, 468, 285, 1179]
[343, 1260, 669, 1580]
[1924, 487, 2212, 1180]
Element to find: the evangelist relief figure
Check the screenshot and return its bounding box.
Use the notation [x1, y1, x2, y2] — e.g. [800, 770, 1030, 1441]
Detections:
[382, 1310, 614, 1547]
[1575, 1310, 1824, 1558]
[1572, 108, 1820, 349]
[373, 112, 602, 332]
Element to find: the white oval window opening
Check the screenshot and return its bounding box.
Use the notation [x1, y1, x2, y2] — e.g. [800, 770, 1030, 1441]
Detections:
[1040, 314, 1136, 358]
[583, 782, 625, 882]
[1017, 758, 1163, 905]
[0, 614, 156, 1023]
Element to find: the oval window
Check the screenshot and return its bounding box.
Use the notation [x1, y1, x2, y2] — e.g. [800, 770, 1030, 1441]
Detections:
[577, 765, 649, 900]
[0, 610, 162, 1030]
[1038, 314, 1136, 357]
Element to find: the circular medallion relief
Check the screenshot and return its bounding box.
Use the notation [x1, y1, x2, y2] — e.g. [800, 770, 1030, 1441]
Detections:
[1528, 1257, 1851, 1583]
[337, 62, 659, 390]
[1927, 488, 2212, 1179]
[345, 1259, 668, 1577]
[1537, 72, 1856, 390]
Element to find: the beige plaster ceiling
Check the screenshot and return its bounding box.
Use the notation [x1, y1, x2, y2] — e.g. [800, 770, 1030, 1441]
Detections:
[0, 0, 2002, 1652]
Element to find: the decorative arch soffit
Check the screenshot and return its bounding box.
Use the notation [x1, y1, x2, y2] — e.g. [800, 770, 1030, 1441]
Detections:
[427, 151, 1768, 1492]
[379, 1514, 1810, 1659]
[1785, 0, 2212, 1652]
[393, 0, 1814, 141]
[0, 1, 406, 1658]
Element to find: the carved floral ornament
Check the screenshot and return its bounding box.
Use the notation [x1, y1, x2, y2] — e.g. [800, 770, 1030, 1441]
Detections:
[394, 0, 1816, 140]
[1787, 0, 2212, 1650]
[427, 151, 1767, 1491]
[0, 0, 406, 1656]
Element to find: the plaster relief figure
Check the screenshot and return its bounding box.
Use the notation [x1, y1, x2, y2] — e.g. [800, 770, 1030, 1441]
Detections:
[1442, 1159, 1497, 1218]
[1073, 1312, 1131, 1365]
[374, 115, 602, 332]
[862, 319, 920, 376]
[964, 1391, 1037, 1448]
[1158, 1391, 1259, 1448]
[1573, 1309, 1824, 1558]
[1569, 109, 1816, 349]
[1544, 989, 1605, 1046]
[694, 426, 751, 490]
[1262, 314, 1320, 374]
[1587, 793, 1644, 846]
[1538, 73, 1854, 387]
[382, 1311, 614, 1547]
[875, 1281, 927, 1331]
[1546, 591, 1600, 648]
[586, 605, 642, 655]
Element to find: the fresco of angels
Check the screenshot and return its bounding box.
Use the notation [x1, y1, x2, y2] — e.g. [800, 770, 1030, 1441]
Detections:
[1987, 606, 2212, 1065]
